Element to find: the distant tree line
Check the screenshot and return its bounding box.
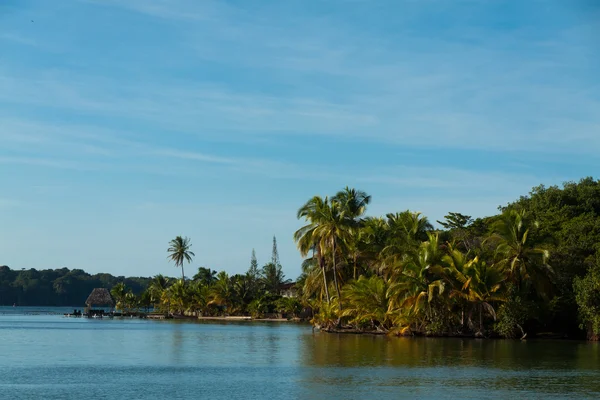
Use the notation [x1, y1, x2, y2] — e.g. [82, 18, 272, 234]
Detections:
[0, 236, 297, 318]
[0, 266, 151, 306]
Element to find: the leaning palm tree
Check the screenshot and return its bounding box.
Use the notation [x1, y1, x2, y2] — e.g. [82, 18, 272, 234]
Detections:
[167, 236, 195, 284]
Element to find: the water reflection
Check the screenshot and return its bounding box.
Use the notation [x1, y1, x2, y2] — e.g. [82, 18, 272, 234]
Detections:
[297, 333, 600, 398]
[1, 314, 598, 400]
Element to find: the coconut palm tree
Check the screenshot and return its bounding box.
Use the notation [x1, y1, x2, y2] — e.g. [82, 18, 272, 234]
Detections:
[193, 267, 217, 286]
[209, 271, 233, 314]
[488, 209, 552, 295]
[450, 256, 506, 334]
[383, 211, 433, 272]
[387, 233, 447, 331]
[295, 196, 332, 303]
[168, 279, 188, 315]
[332, 187, 371, 280]
[167, 236, 195, 284]
[110, 282, 128, 311]
[149, 274, 170, 312]
[332, 187, 371, 222]
[312, 200, 353, 309]
[188, 281, 210, 316]
[342, 275, 393, 331]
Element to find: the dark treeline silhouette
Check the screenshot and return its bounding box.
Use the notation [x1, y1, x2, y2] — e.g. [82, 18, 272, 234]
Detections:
[0, 266, 151, 306]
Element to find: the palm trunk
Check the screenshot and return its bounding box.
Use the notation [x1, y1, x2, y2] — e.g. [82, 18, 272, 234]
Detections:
[479, 304, 483, 334]
[332, 237, 342, 311]
[181, 264, 185, 285]
[318, 245, 330, 303]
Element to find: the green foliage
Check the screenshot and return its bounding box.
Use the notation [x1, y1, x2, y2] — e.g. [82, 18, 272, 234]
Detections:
[275, 297, 302, 318]
[294, 182, 600, 339]
[167, 236, 195, 283]
[494, 291, 528, 339]
[0, 265, 150, 306]
[261, 262, 289, 294]
[574, 261, 600, 340]
[193, 267, 217, 286]
[342, 275, 392, 330]
[437, 212, 473, 230]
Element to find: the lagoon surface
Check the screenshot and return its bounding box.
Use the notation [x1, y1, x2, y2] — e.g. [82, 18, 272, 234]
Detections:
[0, 307, 599, 399]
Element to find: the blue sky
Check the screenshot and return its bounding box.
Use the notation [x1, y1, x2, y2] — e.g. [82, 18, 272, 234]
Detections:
[1, 0, 599, 279]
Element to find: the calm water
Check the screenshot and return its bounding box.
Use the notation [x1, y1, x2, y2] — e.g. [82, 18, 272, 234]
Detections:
[0, 307, 599, 399]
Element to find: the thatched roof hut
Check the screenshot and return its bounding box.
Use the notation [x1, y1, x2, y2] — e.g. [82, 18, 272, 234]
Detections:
[85, 288, 114, 307]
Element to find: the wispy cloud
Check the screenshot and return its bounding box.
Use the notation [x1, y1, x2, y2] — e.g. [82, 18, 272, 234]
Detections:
[0, 33, 38, 47]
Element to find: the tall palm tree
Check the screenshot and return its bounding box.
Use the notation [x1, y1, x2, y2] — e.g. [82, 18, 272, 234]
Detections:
[333, 187, 371, 280]
[312, 200, 353, 309]
[167, 236, 195, 284]
[332, 187, 371, 221]
[295, 196, 332, 303]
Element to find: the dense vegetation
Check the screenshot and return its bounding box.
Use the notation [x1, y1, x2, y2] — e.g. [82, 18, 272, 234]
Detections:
[294, 179, 600, 340]
[122, 236, 301, 318]
[0, 236, 300, 319]
[0, 266, 151, 306]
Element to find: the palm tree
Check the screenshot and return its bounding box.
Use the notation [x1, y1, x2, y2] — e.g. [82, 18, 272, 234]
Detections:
[383, 211, 433, 272]
[333, 187, 371, 280]
[488, 209, 552, 295]
[149, 274, 170, 312]
[193, 267, 217, 286]
[188, 281, 210, 316]
[209, 271, 232, 314]
[295, 196, 332, 303]
[110, 282, 129, 312]
[312, 200, 353, 309]
[332, 187, 371, 221]
[387, 233, 447, 331]
[450, 256, 506, 334]
[360, 217, 389, 276]
[168, 279, 188, 315]
[167, 236, 195, 284]
[342, 275, 393, 331]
